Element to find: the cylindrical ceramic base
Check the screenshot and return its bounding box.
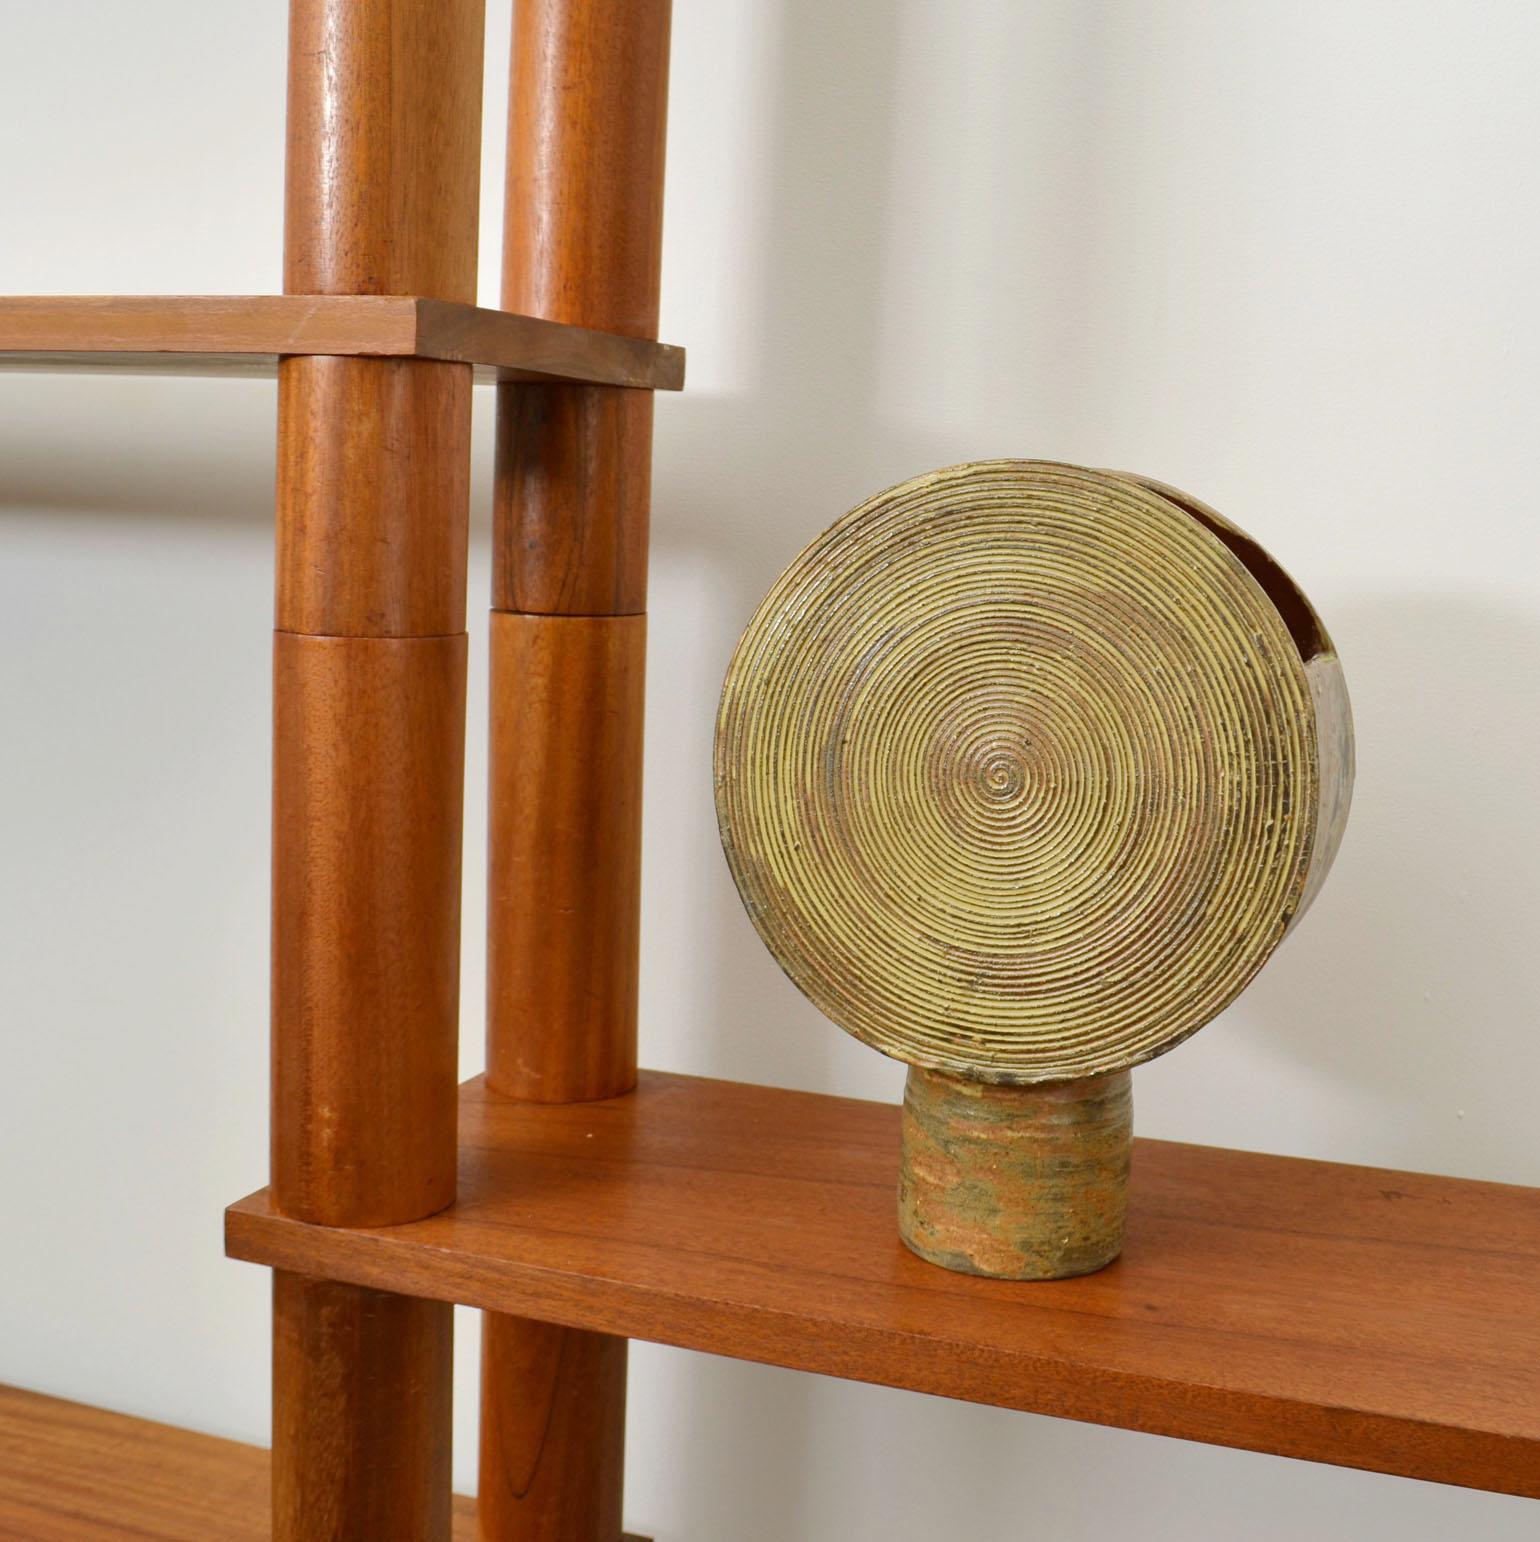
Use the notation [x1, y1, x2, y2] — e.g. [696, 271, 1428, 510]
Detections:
[898, 1066, 1133, 1280]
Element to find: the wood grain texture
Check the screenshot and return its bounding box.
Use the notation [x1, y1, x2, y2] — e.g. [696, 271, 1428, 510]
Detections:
[271, 632, 466, 1228]
[479, 1317, 627, 1539]
[503, 0, 671, 338]
[0, 295, 684, 387]
[0, 1383, 271, 1542]
[284, 0, 485, 303]
[276, 356, 471, 636]
[0, 1386, 649, 1541]
[228, 1071, 1540, 1499]
[273, 1274, 453, 1542]
[486, 613, 644, 1103]
[414, 298, 680, 387]
[492, 384, 653, 615]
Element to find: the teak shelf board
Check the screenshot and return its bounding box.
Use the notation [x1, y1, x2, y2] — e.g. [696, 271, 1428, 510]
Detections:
[226, 1071, 1540, 1500]
[0, 295, 684, 388]
[0, 1385, 652, 1542]
[0, 1383, 463, 1541]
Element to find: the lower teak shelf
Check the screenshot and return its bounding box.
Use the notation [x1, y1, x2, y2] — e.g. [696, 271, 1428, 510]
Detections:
[0, 1384, 652, 1541]
[227, 1071, 1540, 1499]
[0, 1384, 471, 1541]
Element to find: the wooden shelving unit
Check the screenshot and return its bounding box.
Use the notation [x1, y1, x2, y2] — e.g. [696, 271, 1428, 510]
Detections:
[6, 0, 1537, 1535]
[226, 1071, 1540, 1500]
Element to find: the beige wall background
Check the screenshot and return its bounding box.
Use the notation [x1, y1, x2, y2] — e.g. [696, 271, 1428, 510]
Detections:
[3, 2, 1538, 1536]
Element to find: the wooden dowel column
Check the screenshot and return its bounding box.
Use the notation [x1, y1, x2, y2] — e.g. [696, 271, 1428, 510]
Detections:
[487, 609, 646, 1102]
[481, 2, 670, 1538]
[270, 3, 485, 1538]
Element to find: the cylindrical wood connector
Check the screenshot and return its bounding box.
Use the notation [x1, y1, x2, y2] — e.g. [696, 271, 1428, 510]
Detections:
[276, 357, 472, 638]
[273, 1272, 453, 1542]
[899, 1066, 1132, 1280]
[487, 611, 645, 1103]
[491, 383, 653, 616]
[271, 631, 467, 1227]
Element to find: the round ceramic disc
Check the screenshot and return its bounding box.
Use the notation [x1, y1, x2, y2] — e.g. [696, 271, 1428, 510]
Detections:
[714, 460, 1324, 1083]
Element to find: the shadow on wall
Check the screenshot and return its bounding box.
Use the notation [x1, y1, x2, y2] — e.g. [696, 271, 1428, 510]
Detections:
[1234, 592, 1540, 1183]
[636, 1, 916, 1529]
[642, 0, 1540, 1494]
[631, 4, 1224, 1535]
[645, 0, 1171, 1107]
[0, 375, 277, 522]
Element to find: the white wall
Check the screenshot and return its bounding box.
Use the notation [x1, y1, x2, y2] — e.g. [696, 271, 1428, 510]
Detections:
[2, 2, 1537, 1537]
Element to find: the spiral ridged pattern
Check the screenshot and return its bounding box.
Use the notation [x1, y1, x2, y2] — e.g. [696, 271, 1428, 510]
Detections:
[715, 461, 1323, 1083]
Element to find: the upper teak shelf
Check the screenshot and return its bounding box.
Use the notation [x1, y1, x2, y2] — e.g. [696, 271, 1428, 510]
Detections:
[0, 295, 684, 389]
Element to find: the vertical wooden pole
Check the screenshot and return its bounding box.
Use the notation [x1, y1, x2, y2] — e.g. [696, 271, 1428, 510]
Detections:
[481, 2, 670, 1537]
[479, 1314, 628, 1539]
[272, 1273, 454, 1539]
[271, 2, 485, 1538]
